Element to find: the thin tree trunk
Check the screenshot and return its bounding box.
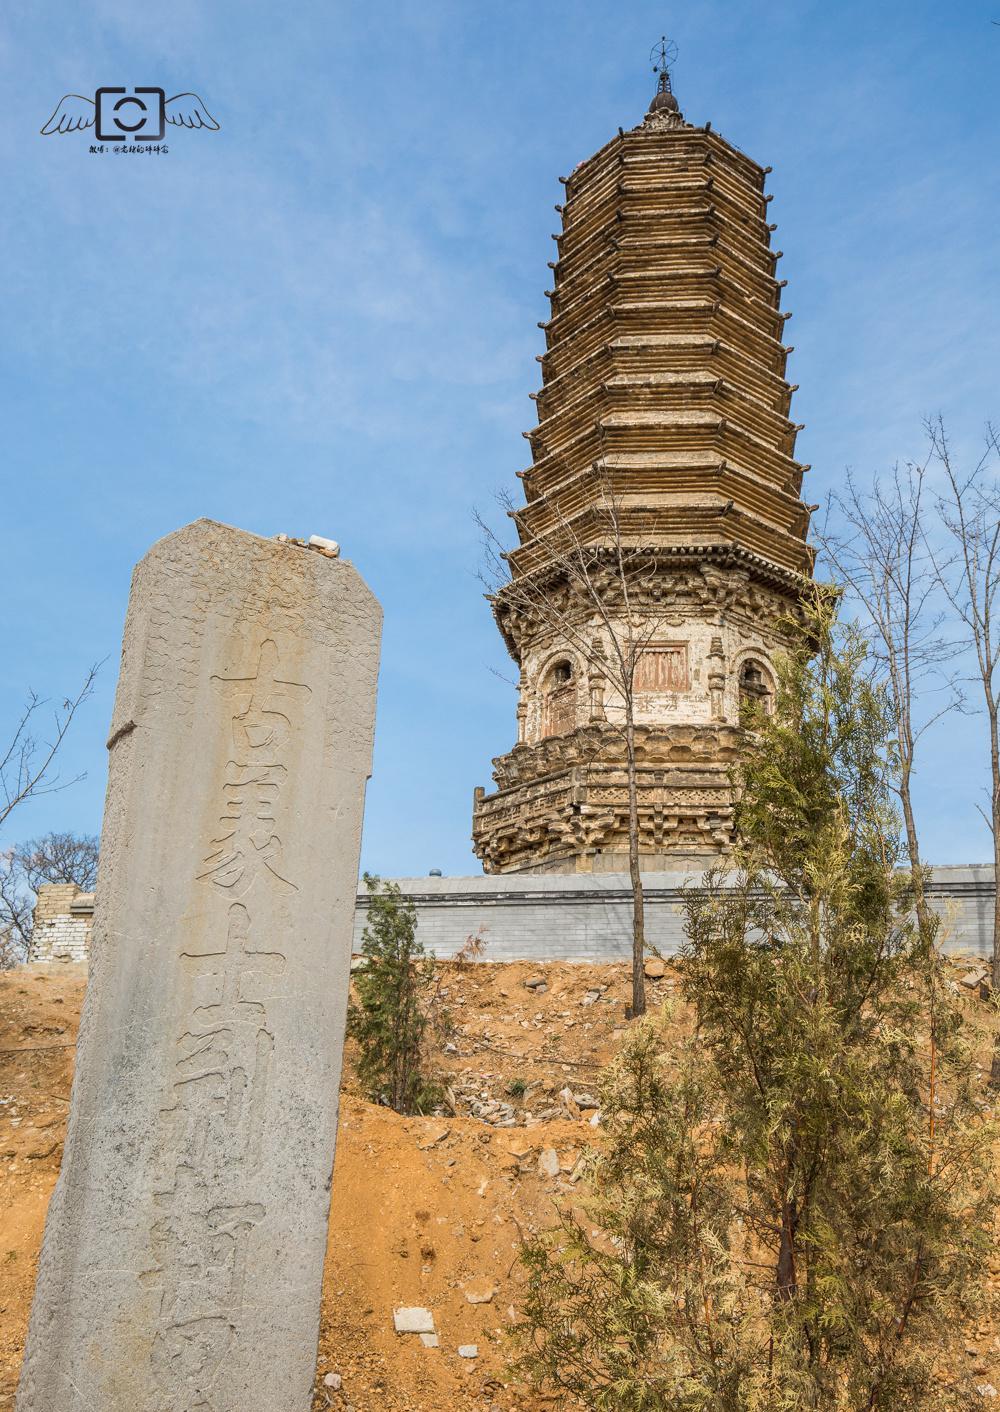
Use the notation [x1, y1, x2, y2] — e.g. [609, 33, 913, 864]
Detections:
[899, 763, 933, 941]
[776, 1199, 797, 1301]
[987, 701, 1000, 1086]
[625, 700, 646, 1018]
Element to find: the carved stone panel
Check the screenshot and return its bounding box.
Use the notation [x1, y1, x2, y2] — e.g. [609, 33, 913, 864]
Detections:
[542, 683, 577, 738]
[17, 520, 381, 1412]
[633, 643, 689, 693]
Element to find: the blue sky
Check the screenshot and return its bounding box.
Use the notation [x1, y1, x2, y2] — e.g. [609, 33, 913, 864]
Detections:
[2, 0, 998, 876]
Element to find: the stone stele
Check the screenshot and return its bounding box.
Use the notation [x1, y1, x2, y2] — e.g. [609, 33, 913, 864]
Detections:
[17, 520, 382, 1412]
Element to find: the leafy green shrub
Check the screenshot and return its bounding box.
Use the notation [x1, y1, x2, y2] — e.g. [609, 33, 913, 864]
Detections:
[347, 874, 441, 1115]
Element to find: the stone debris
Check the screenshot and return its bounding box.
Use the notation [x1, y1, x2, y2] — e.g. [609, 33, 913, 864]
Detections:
[469, 1097, 517, 1126]
[462, 1279, 497, 1304]
[307, 534, 340, 556]
[419, 1333, 440, 1348]
[323, 1372, 342, 1390]
[501, 1133, 536, 1163]
[567, 1154, 589, 1184]
[457, 1345, 479, 1359]
[523, 975, 547, 990]
[416, 1122, 451, 1150]
[274, 532, 340, 558]
[644, 957, 667, 979]
[393, 1306, 436, 1335]
[559, 1086, 581, 1119]
[537, 1147, 560, 1179]
[961, 969, 988, 990]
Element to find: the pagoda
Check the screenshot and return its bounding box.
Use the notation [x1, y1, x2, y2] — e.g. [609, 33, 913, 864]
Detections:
[472, 51, 814, 874]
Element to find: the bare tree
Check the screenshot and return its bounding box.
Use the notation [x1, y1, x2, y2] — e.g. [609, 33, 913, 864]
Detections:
[0, 850, 34, 967]
[1, 665, 99, 832]
[20, 830, 100, 892]
[0, 662, 100, 968]
[927, 417, 1000, 1074]
[818, 457, 962, 937]
[479, 466, 681, 1019]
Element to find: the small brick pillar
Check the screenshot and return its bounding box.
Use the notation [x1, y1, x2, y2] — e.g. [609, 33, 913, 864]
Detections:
[29, 883, 94, 963]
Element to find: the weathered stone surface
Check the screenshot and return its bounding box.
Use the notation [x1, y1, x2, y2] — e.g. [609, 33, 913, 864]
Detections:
[17, 520, 381, 1412]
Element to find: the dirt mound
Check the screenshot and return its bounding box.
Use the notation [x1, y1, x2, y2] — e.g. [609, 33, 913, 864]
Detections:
[0, 960, 678, 1411]
[2, 955, 997, 1410]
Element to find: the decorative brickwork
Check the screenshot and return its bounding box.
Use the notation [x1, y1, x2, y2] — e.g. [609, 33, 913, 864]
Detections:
[472, 73, 814, 874]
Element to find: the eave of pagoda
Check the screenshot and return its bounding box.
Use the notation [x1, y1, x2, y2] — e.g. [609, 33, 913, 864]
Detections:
[545, 270, 787, 345]
[539, 301, 792, 384]
[507, 500, 814, 579]
[523, 413, 805, 495]
[512, 459, 810, 547]
[527, 371, 801, 460]
[532, 335, 795, 418]
[552, 234, 782, 310]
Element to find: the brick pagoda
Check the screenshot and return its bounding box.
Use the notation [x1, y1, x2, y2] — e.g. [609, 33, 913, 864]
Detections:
[472, 60, 814, 874]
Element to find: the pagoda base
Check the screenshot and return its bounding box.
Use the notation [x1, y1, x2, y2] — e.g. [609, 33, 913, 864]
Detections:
[472, 723, 739, 875]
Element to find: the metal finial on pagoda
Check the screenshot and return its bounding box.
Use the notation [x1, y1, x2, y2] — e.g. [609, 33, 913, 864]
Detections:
[648, 35, 680, 114]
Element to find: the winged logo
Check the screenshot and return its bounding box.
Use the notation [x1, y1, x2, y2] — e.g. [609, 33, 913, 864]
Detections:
[41, 90, 219, 137]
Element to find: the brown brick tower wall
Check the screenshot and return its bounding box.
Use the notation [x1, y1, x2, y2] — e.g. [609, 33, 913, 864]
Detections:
[472, 77, 814, 874]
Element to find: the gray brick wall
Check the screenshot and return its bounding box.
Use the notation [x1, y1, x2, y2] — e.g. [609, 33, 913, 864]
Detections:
[29, 867, 996, 968]
[354, 867, 997, 963]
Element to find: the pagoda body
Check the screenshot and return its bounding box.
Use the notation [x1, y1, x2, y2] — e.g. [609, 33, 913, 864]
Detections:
[472, 75, 814, 875]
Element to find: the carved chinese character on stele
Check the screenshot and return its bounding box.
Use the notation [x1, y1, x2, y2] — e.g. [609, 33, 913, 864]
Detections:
[17, 521, 381, 1412]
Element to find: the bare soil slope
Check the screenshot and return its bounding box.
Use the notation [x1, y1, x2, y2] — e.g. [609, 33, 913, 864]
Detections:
[2, 957, 997, 1410]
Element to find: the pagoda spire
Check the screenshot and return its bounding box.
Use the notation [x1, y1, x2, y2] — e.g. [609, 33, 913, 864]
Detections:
[648, 34, 681, 118]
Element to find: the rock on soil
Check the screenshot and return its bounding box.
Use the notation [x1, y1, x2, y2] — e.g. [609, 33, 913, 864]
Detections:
[393, 1306, 436, 1334]
[537, 1147, 560, 1178]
